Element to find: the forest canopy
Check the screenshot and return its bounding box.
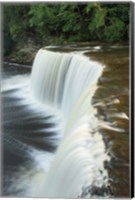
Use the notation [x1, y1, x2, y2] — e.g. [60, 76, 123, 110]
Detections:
[3, 3, 130, 55]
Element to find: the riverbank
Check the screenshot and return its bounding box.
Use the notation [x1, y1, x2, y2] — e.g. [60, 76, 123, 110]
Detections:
[4, 37, 41, 65]
[4, 37, 129, 65]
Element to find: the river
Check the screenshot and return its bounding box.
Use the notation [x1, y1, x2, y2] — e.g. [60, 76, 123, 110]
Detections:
[2, 44, 130, 197]
[86, 45, 130, 197]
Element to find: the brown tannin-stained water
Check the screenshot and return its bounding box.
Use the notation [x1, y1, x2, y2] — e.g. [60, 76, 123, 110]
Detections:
[2, 44, 130, 198]
[85, 45, 129, 197]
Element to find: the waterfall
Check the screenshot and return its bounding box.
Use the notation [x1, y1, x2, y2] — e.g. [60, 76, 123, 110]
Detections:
[31, 49, 102, 120]
[30, 49, 110, 198]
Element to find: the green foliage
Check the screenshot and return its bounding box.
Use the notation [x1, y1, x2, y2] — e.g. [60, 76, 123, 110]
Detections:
[29, 4, 61, 38]
[57, 4, 82, 40]
[105, 4, 130, 40]
[3, 3, 130, 55]
[4, 5, 30, 39]
[105, 19, 125, 41]
[88, 6, 107, 40]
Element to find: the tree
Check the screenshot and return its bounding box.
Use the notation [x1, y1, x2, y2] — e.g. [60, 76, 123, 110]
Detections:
[3, 3, 130, 56]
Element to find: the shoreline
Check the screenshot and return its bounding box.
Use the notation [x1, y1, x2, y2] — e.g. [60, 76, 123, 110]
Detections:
[4, 41, 129, 66]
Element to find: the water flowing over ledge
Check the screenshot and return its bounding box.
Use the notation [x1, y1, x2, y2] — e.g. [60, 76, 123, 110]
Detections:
[31, 49, 110, 198]
[2, 49, 110, 198]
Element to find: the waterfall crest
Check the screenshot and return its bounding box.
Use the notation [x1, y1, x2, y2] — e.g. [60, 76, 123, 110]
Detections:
[30, 49, 110, 198]
[31, 49, 103, 119]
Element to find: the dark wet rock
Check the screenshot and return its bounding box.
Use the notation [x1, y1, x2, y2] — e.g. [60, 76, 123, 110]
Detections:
[4, 37, 41, 65]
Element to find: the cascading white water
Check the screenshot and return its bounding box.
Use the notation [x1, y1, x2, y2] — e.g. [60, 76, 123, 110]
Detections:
[30, 49, 110, 198]
[31, 49, 102, 120]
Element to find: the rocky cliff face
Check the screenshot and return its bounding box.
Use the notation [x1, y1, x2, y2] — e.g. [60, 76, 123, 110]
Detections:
[4, 37, 41, 65]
